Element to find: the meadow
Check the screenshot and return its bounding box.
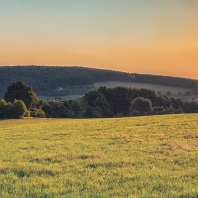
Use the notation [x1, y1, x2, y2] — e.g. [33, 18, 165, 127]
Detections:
[0, 114, 198, 197]
[93, 81, 193, 97]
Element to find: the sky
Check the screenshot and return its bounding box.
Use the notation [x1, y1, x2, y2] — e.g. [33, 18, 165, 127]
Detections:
[0, 0, 198, 79]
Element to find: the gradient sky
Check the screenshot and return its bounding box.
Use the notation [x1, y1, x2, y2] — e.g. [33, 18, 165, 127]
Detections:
[1, 0, 198, 79]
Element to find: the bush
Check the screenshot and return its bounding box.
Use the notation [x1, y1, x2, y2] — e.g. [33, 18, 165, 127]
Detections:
[130, 97, 153, 116]
[130, 109, 143, 116]
[152, 106, 166, 115]
[30, 108, 45, 118]
[24, 110, 31, 117]
[0, 99, 7, 117]
[0, 99, 27, 118]
[12, 100, 27, 118]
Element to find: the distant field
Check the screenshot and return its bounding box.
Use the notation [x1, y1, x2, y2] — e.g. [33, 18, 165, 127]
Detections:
[38, 94, 83, 101]
[0, 114, 198, 197]
[38, 81, 194, 100]
[94, 81, 193, 97]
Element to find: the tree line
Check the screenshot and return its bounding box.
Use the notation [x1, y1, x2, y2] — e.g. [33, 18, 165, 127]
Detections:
[0, 66, 197, 98]
[0, 81, 198, 119]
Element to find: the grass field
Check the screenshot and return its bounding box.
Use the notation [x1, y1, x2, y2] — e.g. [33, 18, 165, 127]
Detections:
[0, 114, 198, 197]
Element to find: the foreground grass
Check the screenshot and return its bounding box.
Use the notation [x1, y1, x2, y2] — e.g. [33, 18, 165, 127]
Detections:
[0, 114, 198, 197]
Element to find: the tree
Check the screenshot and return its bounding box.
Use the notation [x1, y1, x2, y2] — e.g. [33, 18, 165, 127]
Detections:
[166, 91, 171, 96]
[0, 99, 7, 118]
[42, 100, 75, 118]
[185, 91, 192, 96]
[12, 100, 27, 118]
[4, 81, 38, 109]
[130, 97, 153, 116]
[157, 91, 161, 95]
[83, 91, 112, 118]
[0, 99, 27, 118]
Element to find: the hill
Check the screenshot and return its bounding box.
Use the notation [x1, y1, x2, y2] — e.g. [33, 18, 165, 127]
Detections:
[0, 114, 198, 197]
[0, 66, 197, 99]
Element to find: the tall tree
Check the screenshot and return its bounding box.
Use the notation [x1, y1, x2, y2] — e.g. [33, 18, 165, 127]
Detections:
[4, 81, 38, 109]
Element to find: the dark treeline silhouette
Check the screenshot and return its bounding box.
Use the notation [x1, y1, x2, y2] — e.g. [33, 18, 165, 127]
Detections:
[42, 87, 198, 118]
[43, 86, 198, 118]
[0, 66, 197, 98]
[1, 81, 198, 119]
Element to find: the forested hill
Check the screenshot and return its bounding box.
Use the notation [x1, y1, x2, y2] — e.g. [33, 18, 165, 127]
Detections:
[0, 66, 198, 97]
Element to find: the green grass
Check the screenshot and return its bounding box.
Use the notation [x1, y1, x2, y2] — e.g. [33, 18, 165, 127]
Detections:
[0, 114, 198, 197]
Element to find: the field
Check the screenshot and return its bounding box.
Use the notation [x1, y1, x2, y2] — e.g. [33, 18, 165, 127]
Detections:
[93, 81, 193, 97]
[38, 81, 194, 101]
[0, 114, 198, 197]
[38, 94, 83, 101]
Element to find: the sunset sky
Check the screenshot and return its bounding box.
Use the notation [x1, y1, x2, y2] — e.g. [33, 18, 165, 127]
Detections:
[1, 1, 198, 79]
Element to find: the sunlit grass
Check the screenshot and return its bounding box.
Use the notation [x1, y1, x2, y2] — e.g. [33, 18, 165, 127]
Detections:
[0, 114, 198, 197]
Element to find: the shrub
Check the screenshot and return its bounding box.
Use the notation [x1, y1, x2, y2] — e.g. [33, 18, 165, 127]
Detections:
[30, 108, 45, 118]
[24, 110, 31, 117]
[152, 106, 166, 115]
[0, 99, 7, 118]
[12, 100, 27, 118]
[0, 99, 27, 118]
[130, 97, 153, 116]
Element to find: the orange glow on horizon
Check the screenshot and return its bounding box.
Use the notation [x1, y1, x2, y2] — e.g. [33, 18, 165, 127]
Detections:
[1, 42, 198, 79]
[1, 1, 198, 79]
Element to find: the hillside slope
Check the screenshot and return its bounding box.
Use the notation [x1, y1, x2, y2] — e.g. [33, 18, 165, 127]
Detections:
[0, 66, 197, 98]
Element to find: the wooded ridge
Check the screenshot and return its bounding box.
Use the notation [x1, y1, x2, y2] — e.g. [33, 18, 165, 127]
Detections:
[0, 66, 197, 98]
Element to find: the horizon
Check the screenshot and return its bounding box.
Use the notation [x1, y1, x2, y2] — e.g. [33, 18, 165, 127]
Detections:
[1, 1, 198, 79]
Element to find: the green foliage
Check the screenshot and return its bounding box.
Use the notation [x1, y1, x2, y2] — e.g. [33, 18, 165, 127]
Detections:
[83, 91, 112, 118]
[0, 114, 198, 197]
[4, 81, 38, 109]
[68, 99, 85, 118]
[2, 81, 198, 119]
[98, 86, 135, 115]
[157, 91, 161, 95]
[183, 100, 198, 113]
[30, 108, 45, 118]
[0, 99, 27, 118]
[42, 100, 69, 118]
[130, 97, 153, 116]
[12, 100, 27, 118]
[0, 99, 7, 117]
[24, 110, 31, 117]
[152, 106, 166, 115]
[42, 99, 80, 118]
